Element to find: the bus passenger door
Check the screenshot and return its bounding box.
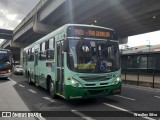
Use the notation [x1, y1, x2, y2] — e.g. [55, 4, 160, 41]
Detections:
[34, 49, 39, 85]
[56, 41, 64, 95]
[24, 51, 28, 78]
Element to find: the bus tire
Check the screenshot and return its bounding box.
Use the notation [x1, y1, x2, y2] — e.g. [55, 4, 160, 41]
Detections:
[49, 79, 57, 99]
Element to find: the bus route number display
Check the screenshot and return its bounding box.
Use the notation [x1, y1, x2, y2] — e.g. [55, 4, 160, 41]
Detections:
[67, 26, 115, 39]
[0, 51, 7, 53]
[74, 29, 111, 38]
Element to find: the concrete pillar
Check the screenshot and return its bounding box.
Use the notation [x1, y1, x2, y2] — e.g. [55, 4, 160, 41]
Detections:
[20, 48, 24, 65]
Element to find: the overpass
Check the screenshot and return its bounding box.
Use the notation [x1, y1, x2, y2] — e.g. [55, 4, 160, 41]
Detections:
[1, 0, 160, 63]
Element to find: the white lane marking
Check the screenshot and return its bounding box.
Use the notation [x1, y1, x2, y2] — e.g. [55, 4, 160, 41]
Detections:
[18, 84, 25, 88]
[103, 103, 130, 112]
[37, 117, 46, 120]
[71, 110, 95, 120]
[43, 97, 55, 103]
[155, 96, 160, 99]
[114, 95, 136, 101]
[123, 85, 160, 93]
[28, 89, 37, 94]
[9, 78, 17, 84]
[103, 103, 156, 120]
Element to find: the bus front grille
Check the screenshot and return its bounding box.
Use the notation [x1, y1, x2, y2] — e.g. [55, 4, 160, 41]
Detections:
[79, 76, 110, 82]
[85, 84, 96, 86]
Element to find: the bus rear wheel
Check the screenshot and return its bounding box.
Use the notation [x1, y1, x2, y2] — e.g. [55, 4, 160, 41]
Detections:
[49, 80, 57, 99]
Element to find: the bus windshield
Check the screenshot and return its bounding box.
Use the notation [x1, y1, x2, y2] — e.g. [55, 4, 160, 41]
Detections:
[68, 39, 120, 73]
[0, 53, 10, 63]
[0, 50, 11, 70]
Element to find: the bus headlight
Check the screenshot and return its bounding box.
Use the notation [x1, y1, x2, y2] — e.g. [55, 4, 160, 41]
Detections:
[70, 79, 83, 87]
[7, 69, 11, 73]
[111, 77, 121, 85]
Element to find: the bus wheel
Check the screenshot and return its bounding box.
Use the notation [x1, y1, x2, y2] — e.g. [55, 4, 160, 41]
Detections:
[49, 80, 57, 99]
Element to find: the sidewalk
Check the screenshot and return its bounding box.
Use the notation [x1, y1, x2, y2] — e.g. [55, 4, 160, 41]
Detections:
[0, 79, 36, 120]
[122, 74, 160, 88]
[122, 74, 160, 83]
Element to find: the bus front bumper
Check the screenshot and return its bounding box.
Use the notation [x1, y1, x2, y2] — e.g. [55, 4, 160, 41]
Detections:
[0, 72, 12, 78]
[64, 82, 122, 100]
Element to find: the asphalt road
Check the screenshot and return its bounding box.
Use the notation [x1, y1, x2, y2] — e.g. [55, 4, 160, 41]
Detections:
[0, 75, 160, 120]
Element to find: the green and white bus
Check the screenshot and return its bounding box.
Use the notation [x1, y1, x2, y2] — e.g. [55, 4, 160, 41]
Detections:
[23, 24, 121, 100]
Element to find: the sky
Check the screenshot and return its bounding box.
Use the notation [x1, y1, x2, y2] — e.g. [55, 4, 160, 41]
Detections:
[0, 0, 160, 47]
[127, 30, 160, 47]
[0, 0, 40, 44]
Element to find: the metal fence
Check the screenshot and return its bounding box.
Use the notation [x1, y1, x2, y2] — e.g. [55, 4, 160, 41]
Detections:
[121, 69, 160, 88]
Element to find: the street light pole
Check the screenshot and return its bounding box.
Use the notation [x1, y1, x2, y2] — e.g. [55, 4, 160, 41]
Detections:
[146, 40, 150, 70]
[146, 40, 150, 52]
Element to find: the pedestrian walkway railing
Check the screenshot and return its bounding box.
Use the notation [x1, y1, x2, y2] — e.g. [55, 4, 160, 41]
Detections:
[121, 68, 160, 88]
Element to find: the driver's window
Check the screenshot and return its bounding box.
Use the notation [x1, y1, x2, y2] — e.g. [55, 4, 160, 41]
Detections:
[77, 40, 91, 63]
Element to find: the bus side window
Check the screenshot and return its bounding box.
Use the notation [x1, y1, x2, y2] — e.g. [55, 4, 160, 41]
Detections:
[31, 47, 34, 61]
[47, 38, 54, 60]
[25, 51, 28, 63]
[23, 51, 28, 62]
[41, 42, 46, 60]
[23, 51, 26, 62]
[45, 40, 49, 59]
[39, 43, 42, 60]
[28, 49, 31, 61]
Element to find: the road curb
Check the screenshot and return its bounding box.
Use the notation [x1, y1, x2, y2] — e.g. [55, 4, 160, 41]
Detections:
[122, 84, 160, 92]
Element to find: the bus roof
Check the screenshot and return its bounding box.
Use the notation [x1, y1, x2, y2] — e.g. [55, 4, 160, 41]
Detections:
[66, 24, 114, 31]
[0, 49, 11, 52]
[24, 24, 115, 51]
